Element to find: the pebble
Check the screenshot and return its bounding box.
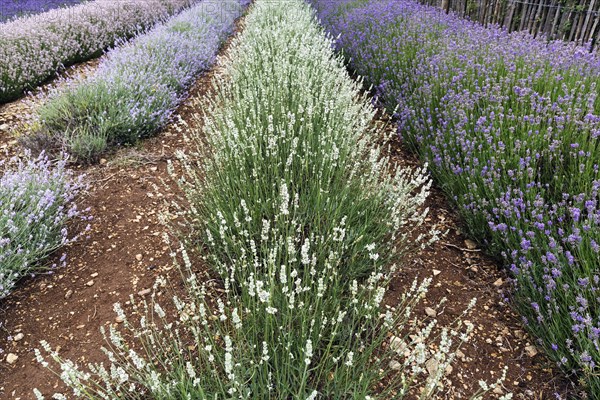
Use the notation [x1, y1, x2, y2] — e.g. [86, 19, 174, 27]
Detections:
[424, 307, 437, 317]
[389, 336, 406, 353]
[464, 239, 477, 250]
[85, 280, 95, 287]
[6, 353, 18, 364]
[137, 288, 151, 296]
[388, 360, 402, 370]
[115, 316, 124, 323]
[425, 357, 439, 375]
[493, 278, 503, 287]
[90, 272, 99, 278]
[13, 333, 24, 342]
[65, 289, 73, 299]
[525, 345, 538, 357]
[136, 254, 143, 261]
[514, 330, 525, 339]
[432, 269, 441, 276]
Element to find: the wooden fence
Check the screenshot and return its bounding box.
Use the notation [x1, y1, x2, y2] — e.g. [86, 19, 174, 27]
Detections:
[420, 0, 600, 50]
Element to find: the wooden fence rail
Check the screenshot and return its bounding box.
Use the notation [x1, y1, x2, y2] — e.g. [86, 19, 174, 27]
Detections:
[423, 0, 600, 50]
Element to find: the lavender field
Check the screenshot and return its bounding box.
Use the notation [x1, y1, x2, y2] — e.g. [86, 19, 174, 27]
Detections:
[26, 0, 247, 162]
[0, 0, 86, 22]
[0, 0, 197, 102]
[0, 0, 597, 398]
[310, 0, 600, 396]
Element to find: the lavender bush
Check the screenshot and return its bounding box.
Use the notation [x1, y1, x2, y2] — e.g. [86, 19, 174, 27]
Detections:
[0, 0, 87, 22]
[0, 153, 85, 299]
[28, 0, 246, 163]
[309, 0, 600, 395]
[0, 0, 198, 102]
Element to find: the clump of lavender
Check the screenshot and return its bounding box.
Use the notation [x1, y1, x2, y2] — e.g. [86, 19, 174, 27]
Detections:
[28, 0, 246, 163]
[309, 0, 600, 395]
[0, 152, 85, 298]
[0, 0, 87, 22]
[0, 0, 198, 102]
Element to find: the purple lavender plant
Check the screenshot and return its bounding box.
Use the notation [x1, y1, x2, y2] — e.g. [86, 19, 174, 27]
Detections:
[0, 152, 86, 298]
[310, 0, 600, 396]
[0, 0, 199, 102]
[28, 0, 247, 163]
[0, 0, 87, 22]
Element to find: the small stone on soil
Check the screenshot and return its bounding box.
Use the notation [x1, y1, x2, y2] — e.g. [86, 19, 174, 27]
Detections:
[389, 336, 405, 353]
[65, 290, 73, 299]
[525, 345, 538, 357]
[426, 357, 439, 375]
[464, 239, 477, 250]
[425, 307, 437, 317]
[13, 333, 24, 342]
[6, 353, 18, 364]
[493, 278, 503, 287]
[85, 280, 95, 287]
[388, 360, 402, 370]
[137, 288, 151, 296]
[432, 269, 441, 276]
[136, 254, 143, 261]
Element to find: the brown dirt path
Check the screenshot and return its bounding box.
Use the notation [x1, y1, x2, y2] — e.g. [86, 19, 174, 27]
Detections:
[0, 12, 577, 400]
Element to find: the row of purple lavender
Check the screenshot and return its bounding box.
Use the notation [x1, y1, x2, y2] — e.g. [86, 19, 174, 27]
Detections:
[27, 0, 248, 163]
[0, 0, 198, 102]
[0, 153, 86, 299]
[0, 0, 86, 22]
[310, 0, 600, 396]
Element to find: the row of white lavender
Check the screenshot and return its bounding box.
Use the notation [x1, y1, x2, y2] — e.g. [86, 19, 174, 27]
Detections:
[0, 153, 87, 300]
[0, 0, 198, 102]
[24, 0, 248, 163]
[34, 1, 508, 398]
